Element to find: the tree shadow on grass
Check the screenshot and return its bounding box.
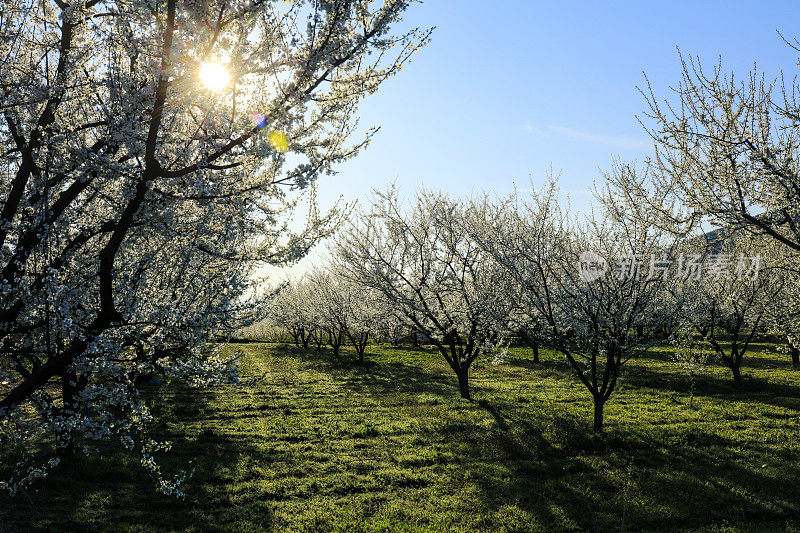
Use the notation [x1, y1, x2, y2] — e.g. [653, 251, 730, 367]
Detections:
[1, 383, 275, 532]
[452, 404, 623, 530]
[333, 360, 471, 400]
[456, 399, 800, 531]
[505, 355, 589, 382]
[622, 443, 800, 530]
[266, 343, 505, 402]
[282, 346, 487, 401]
[621, 364, 800, 412]
[633, 345, 799, 371]
[503, 344, 800, 412]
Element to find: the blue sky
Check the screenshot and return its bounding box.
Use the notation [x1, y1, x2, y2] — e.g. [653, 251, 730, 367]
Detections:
[272, 0, 800, 278]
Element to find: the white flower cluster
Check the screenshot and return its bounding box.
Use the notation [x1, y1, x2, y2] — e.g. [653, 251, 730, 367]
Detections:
[0, 458, 60, 497]
[490, 347, 510, 366]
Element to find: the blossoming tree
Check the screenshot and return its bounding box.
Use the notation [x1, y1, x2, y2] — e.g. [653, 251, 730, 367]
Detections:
[334, 188, 511, 399]
[0, 0, 429, 495]
[469, 175, 679, 432]
[610, 47, 800, 255]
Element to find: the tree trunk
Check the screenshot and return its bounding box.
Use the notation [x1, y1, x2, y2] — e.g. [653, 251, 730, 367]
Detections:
[58, 368, 83, 458]
[730, 362, 742, 387]
[593, 396, 604, 433]
[636, 324, 644, 338]
[456, 366, 470, 400]
[789, 339, 799, 367]
[532, 342, 539, 363]
[357, 333, 368, 364]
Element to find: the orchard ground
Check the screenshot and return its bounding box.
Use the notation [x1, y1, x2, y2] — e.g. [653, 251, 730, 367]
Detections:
[3, 341, 800, 532]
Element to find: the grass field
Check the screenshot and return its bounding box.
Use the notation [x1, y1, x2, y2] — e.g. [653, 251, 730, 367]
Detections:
[2, 342, 800, 532]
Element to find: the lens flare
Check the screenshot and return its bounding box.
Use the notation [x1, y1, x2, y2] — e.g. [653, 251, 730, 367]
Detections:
[268, 131, 289, 153]
[252, 114, 268, 128]
[199, 62, 230, 91]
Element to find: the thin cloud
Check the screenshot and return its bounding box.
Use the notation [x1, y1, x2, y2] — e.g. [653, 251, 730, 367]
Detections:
[547, 125, 650, 151]
[521, 120, 544, 135]
[522, 122, 649, 151]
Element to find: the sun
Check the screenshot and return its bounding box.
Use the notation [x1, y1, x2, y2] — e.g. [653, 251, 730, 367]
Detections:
[199, 61, 230, 91]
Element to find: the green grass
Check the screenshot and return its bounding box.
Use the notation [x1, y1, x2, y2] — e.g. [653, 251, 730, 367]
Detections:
[2, 342, 800, 532]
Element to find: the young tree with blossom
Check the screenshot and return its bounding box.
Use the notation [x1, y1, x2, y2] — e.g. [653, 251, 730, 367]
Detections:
[671, 233, 774, 387]
[268, 279, 316, 350]
[670, 331, 710, 409]
[307, 268, 382, 362]
[308, 271, 347, 356]
[757, 242, 800, 367]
